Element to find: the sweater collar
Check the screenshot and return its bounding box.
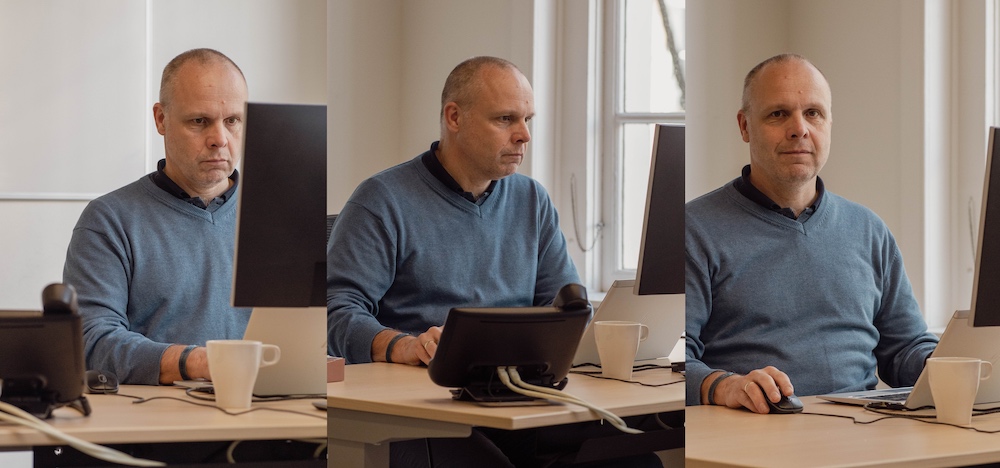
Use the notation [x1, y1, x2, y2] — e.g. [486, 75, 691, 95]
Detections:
[150, 158, 239, 212]
[733, 164, 825, 220]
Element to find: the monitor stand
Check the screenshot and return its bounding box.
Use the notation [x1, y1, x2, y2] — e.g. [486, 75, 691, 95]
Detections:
[450, 376, 568, 406]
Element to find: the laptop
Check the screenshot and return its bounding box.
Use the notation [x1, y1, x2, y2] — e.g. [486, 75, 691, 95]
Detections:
[572, 279, 685, 366]
[819, 309, 1000, 409]
[242, 306, 327, 396]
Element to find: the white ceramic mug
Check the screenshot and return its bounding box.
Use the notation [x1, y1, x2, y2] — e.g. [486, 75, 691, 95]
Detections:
[594, 321, 649, 381]
[207, 340, 281, 410]
[927, 357, 992, 426]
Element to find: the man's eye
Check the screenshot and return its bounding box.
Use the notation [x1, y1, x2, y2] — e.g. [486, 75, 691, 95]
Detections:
[226, 117, 240, 125]
[192, 118, 205, 125]
[769, 111, 783, 118]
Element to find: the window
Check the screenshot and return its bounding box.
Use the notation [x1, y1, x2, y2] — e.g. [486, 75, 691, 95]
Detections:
[600, 0, 685, 289]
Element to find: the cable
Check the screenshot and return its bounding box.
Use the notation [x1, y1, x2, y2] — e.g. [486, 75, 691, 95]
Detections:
[130, 395, 327, 420]
[800, 407, 1000, 434]
[568, 363, 685, 387]
[496, 367, 641, 434]
[0, 401, 165, 466]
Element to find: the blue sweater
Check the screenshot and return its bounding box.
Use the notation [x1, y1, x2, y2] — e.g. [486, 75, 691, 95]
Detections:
[327, 151, 580, 363]
[63, 176, 251, 385]
[685, 181, 938, 404]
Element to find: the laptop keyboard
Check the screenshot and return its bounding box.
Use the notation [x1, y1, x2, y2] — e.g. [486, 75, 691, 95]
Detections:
[864, 391, 910, 402]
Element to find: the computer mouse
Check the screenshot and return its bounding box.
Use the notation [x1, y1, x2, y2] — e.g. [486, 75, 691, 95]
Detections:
[766, 394, 803, 414]
[84, 369, 119, 394]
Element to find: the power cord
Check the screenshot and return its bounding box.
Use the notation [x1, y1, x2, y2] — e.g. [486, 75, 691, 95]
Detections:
[569, 363, 685, 387]
[0, 400, 165, 466]
[129, 395, 327, 420]
[495, 366, 642, 434]
[797, 404, 1000, 433]
[223, 439, 328, 463]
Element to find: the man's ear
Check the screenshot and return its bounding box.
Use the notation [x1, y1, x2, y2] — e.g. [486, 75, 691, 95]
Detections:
[153, 103, 167, 136]
[442, 102, 461, 133]
[737, 110, 750, 143]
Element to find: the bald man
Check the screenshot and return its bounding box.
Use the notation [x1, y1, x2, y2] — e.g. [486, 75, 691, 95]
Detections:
[685, 53, 938, 413]
[326, 56, 579, 365]
[64, 48, 251, 385]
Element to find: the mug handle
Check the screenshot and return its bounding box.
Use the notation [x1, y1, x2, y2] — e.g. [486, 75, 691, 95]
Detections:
[638, 324, 649, 342]
[260, 344, 281, 368]
[982, 361, 993, 381]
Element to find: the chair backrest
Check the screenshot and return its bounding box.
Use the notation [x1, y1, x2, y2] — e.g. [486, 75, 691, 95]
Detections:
[326, 214, 338, 244]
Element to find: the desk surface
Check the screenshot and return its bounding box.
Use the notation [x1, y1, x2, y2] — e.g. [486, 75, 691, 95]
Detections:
[327, 363, 685, 431]
[687, 396, 1000, 468]
[0, 385, 326, 447]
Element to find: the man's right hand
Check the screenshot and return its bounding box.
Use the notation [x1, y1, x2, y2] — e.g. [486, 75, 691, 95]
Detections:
[702, 367, 795, 414]
[373, 327, 443, 366]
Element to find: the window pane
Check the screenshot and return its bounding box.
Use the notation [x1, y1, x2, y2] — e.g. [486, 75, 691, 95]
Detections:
[623, 0, 685, 113]
[621, 123, 657, 270]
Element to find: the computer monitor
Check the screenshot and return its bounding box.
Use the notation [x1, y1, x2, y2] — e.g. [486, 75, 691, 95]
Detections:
[231, 102, 327, 396]
[232, 103, 326, 308]
[969, 126, 1000, 327]
[633, 123, 685, 296]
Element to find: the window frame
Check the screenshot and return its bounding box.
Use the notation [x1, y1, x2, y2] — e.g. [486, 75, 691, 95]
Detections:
[598, 0, 685, 291]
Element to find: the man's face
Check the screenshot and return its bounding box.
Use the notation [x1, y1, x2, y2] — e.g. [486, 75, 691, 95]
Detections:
[153, 60, 248, 197]
[737, 59, 832, 191]
[450, 66, 534, 182]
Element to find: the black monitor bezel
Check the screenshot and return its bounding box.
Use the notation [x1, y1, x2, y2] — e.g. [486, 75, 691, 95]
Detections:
[231, 102, 327, 308]
[970, 126, 1000, 327]
[634, 123, 686, 296]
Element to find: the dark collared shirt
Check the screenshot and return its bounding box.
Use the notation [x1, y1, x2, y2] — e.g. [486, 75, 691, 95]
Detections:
[150, 159, 239, 211]
[420, 141, 498, 204]
[733, 164, 824, 220]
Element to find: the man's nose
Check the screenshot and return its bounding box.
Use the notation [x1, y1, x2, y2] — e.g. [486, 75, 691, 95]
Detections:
[787, 114, 809, 139]
[206, 122, 229, 148]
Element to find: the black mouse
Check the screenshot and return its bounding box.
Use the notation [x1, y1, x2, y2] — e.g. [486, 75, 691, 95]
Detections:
[84, 369, 119, 394]
[766, 394, 803, 414]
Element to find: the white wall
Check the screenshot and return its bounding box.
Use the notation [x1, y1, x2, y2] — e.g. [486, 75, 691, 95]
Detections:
[0, 0, 326, 309]
[326, 0, 551, 209]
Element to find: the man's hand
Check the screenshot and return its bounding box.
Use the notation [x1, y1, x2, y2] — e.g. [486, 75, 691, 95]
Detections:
[702, 367, 795, 414]
[373, 327, 443, 365]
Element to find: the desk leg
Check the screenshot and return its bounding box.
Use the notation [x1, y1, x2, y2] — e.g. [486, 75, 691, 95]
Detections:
[328, 439, 388, 468]
[328, 408, 473, 468]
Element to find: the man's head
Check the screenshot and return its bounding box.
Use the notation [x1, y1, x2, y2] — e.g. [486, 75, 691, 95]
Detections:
[737, 54, 832, 194]
[438, 56, 534, 191]
[153, 48, 248, 201]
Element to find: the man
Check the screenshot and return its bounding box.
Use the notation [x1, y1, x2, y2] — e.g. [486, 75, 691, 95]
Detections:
[685, 54, 939, 413]
[327, 56, 579, 365]
[327, 57, 660, 468]
[64, 48, 251, 385]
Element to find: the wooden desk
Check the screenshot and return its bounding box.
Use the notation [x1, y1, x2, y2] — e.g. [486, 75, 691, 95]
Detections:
[0, 385, 326, 448]
[687, 396, 1000, 467]
[326, 363, 684, 468]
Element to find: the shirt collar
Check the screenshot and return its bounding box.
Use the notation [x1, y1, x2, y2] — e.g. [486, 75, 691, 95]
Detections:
[150, 159, 239, 210]
[733, 164, 824, 220]
[421, 141, 497, 203]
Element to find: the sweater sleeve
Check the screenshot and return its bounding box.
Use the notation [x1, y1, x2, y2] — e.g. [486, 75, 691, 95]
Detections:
[684, 221, 722, 406]
[873, 241, 939, 387]
[62, 201, 171, 385]
[326, 196, 396, 364]
[531, 183, 581, 306]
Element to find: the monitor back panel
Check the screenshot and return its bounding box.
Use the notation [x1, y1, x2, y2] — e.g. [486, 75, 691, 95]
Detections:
[243, 306, 327, 396]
